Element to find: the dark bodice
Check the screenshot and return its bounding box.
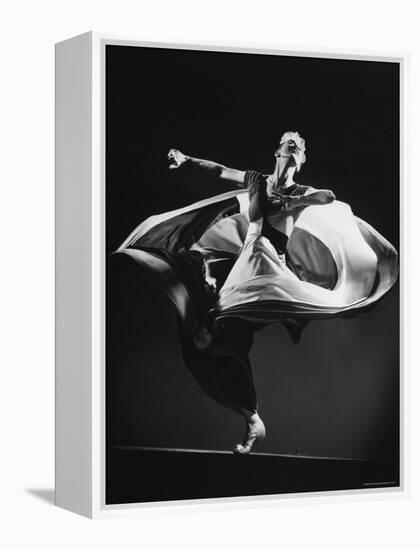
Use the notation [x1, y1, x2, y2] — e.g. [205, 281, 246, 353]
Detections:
[244, 170, 310, 254]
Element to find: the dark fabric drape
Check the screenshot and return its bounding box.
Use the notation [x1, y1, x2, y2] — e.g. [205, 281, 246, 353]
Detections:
[112, 188, 398, 415]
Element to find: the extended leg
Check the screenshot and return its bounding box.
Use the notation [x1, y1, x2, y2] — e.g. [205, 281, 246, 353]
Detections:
[185, 318, 259, 415]
[208, 318, 266, 454]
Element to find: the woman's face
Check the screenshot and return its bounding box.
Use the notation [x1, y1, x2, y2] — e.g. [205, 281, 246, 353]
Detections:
[275, 133, 306, 171]
[274, 139, 298, 159]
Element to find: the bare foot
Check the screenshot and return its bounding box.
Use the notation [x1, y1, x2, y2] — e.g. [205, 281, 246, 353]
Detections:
[233, 412, 266, 455]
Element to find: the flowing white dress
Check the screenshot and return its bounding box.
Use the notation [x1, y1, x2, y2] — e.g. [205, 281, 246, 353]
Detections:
[118, 187, 398, 328]
[115, 186, 398, 414]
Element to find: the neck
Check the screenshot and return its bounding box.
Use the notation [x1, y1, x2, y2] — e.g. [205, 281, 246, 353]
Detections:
[268, 157, 297, 188]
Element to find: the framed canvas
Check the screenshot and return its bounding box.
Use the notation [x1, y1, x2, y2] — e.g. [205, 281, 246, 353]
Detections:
[55, 32, 408, 518]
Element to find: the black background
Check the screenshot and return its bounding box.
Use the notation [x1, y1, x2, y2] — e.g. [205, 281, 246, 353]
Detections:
[106, 45, 399, 462]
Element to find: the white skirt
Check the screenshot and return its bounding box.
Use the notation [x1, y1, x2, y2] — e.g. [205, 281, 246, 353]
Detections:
[217, 200, 382, 314]
[119, 188, 398, 325]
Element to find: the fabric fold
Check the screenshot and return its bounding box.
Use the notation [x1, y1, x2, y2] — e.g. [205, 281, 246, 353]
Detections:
[112, 187, 398, 413]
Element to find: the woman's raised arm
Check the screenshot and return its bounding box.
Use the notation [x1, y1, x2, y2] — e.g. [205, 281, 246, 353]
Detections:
[167, 148, 246, 187]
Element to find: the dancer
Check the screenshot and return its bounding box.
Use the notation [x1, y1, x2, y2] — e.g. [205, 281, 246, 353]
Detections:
[167, 132, 335, 453]
[117, 132, 398, 454]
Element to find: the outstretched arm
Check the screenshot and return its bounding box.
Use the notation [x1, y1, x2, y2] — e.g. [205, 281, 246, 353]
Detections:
[167, 148, 246, 187]
[273, 187, 336, 211]
[300, 187, 336, 206]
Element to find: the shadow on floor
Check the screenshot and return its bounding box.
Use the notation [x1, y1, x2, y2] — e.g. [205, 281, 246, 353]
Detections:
[25, 488, 55, 505]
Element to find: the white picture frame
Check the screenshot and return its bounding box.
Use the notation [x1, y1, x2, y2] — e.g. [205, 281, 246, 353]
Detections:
[55, 32, 409, 518]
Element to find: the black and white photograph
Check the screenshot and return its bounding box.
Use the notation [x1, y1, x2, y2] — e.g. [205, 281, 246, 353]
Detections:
[105, 44, 399, 505]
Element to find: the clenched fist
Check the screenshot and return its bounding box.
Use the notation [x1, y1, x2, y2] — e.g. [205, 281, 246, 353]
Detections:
[167, 148, 189, 170]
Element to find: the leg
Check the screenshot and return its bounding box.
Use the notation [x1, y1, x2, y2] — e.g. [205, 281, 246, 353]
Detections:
[210, 318, 267, 454]
[182, 320, 259, 418]
[192, 318, 258, 412]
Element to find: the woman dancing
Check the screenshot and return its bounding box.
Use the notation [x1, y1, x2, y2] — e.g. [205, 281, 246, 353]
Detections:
[117, 131, 397, 455]
[167, 132, 338, 453]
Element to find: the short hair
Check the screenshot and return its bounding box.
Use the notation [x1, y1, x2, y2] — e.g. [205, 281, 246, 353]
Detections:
[279, 131, 306, 169]
[280, 130, 306, 172]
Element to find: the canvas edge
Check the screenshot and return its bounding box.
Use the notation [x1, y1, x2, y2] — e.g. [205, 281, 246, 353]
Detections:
[55, 31, 409, 518]
[55, 31, 94, 518]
